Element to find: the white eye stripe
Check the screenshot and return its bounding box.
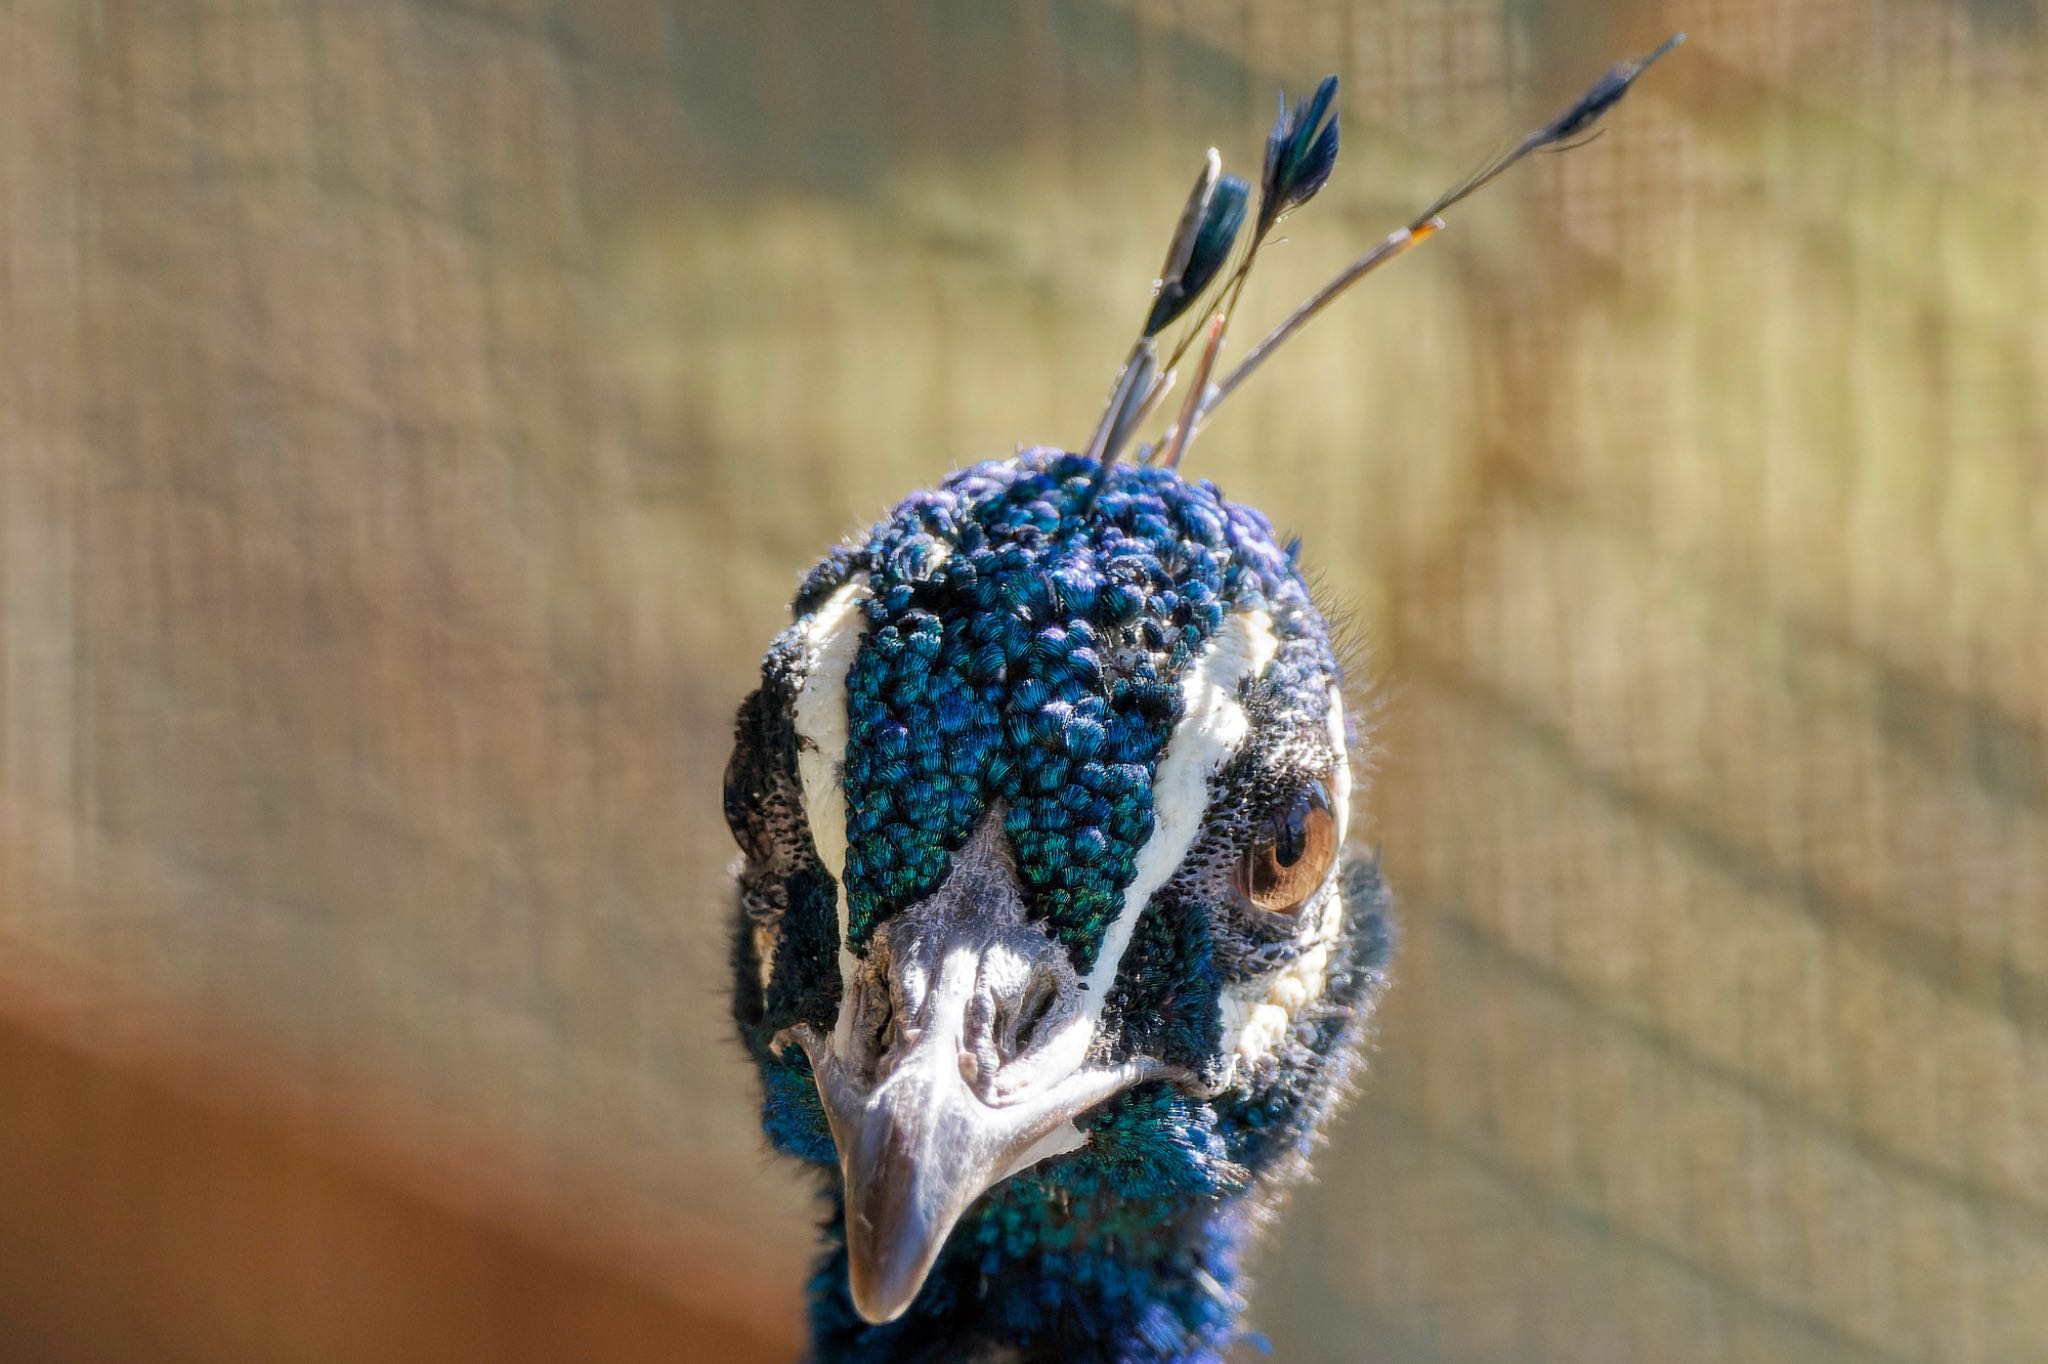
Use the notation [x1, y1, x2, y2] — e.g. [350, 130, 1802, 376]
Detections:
[1080, 609, 1280, 1008]
[788, 578, 870, 1026]
[788, 590, 1286, 1047]
[1219, 684, 1352, 1067]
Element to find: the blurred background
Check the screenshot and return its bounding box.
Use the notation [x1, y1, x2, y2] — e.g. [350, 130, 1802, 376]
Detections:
[1, 0, 2044, 1360]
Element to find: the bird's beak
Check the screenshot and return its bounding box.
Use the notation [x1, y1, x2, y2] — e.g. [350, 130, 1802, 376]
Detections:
[778, 819, 1171, 1324]
[789, 991, 1156, 1324]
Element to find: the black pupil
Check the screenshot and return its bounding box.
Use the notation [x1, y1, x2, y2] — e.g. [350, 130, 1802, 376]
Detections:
[1271, 793, 1311, 868]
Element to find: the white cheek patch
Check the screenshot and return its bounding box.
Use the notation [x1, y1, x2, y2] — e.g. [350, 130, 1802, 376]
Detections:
[787, 578, 871, 1015]
[1218, 685, 1353, 1068]
[1081, 609, 1281, 1008]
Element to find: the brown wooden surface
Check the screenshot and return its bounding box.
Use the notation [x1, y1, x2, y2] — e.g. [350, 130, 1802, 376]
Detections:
[0, 946, 795, 1363]
[1, 1, 2044, 1360]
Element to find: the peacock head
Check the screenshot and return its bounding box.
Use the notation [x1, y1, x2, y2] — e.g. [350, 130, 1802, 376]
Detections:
[724, 38, 1679, 1355]
[728, 448, 1388, 1325]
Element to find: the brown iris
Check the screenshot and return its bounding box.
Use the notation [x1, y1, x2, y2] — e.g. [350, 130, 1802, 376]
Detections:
[1237, 777, 1338, 917]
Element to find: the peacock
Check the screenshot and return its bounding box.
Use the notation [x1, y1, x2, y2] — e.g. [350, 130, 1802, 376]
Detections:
[726, 38, 1679, 1364]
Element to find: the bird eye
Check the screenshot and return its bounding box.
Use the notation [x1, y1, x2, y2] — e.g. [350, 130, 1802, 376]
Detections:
[1236, 777, 1337, 917]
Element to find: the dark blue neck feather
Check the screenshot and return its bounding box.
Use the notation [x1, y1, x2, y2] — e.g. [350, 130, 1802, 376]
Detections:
[803, 1133, 1251, 1364]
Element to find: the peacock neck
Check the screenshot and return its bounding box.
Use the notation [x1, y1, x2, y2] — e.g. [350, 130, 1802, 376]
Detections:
[803, 1168, 1255, 1364]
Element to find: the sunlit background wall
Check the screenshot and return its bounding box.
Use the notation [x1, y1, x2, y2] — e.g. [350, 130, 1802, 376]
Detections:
[2, 1, 2044, 1361]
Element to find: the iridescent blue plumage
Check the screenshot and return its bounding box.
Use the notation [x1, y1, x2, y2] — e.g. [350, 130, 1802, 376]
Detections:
[834, 454, 1296, 965]
[731, 451, 1391, 1362]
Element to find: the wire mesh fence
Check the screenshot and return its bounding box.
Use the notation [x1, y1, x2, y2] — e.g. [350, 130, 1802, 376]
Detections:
[1, 1, 2043, 1359]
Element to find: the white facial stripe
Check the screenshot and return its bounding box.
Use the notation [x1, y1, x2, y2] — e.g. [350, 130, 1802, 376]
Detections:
[1081, 609, 1280, 1006]
[789, 578, 870, 1029]
[1221, 685, 1353, 1066]
[1326, 680, 1353, 846]
[791, 593, 1293, 1062]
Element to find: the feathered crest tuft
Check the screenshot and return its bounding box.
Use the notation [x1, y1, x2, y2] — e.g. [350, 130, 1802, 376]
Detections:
[1539, 32, 1686, 148]
[1259, 74, 1340, 237]
[1080, 33, 1684, 487]
[1146, 156, 1250, 338]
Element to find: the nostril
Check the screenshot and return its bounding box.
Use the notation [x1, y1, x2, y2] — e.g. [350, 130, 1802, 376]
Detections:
[1004, 973, 1058, 1062]
[981, 937, 1080, 1077]
[847, 953, 899, 1080]
[848, 920, 1082, 1095]
[969, 945, 1087, 1105]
